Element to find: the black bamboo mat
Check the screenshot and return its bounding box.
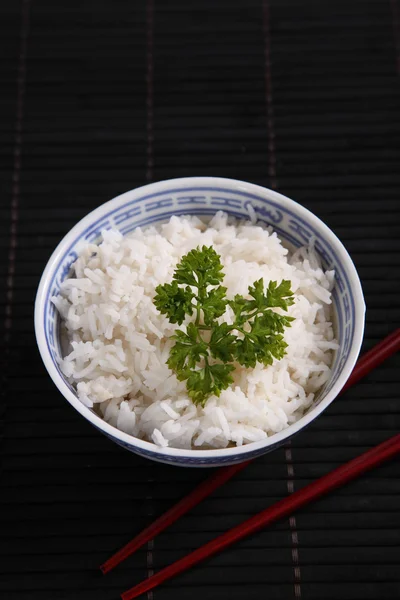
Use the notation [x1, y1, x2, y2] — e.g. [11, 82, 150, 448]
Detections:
[1, 1, 400, 599]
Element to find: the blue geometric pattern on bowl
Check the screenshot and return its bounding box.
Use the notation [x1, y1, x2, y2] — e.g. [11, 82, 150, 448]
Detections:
[43, 185, 355, 465]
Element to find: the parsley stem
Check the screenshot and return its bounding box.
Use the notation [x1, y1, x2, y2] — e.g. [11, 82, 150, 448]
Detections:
[195, 273, 207, 327]
[245, 308, 262, 320]
[233, 326, 250, 338]
[232, 308, 260, 327]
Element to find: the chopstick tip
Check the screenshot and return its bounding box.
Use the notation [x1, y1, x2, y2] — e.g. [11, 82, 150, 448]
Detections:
[99, 562, 110, 575]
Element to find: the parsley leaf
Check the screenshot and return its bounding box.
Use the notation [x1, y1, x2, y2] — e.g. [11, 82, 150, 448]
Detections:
[208, 363, 235, 395]
[186, 362, 235, 406]
[263, 279, 295, 311]
[234, 315, 290, 368]
[154, 281, 194, 325]
[153, 247, 294, 405]
[209, 323, 236, 362]
[174, 245, 224, 288]
[201, 285, 228, 326]
[229, 278, 295, 321]
[167, 323, 208, 372]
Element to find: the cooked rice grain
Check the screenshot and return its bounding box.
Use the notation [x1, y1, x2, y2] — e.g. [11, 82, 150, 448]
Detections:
[53, 212, 338, 449]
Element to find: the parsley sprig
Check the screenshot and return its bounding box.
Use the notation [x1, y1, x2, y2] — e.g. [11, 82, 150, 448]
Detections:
[154, 246, 294, 406]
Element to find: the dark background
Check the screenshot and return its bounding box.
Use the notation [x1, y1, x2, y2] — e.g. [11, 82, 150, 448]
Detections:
[1, 1, 400, 599]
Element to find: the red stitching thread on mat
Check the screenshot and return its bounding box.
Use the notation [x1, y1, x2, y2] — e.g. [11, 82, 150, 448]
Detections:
[145, 476, 155, 600]
[147, 532, 155, 600]
[390, 0, 400, 74]
[262, 0, 277, 191]
[146, 0, 154, 182]
[4, 0, 30, 344]
[145, 482, 155, 600]
[263, 1, 302, 596]
[285, 446, 302, 598]
[146, 1, 155, 597]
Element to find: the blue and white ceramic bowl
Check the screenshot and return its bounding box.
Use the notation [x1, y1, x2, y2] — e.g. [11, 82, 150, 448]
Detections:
[35, 177, 365, 467]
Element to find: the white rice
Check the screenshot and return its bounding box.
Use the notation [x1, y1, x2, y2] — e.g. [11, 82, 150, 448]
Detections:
[52, 211, 338, 450]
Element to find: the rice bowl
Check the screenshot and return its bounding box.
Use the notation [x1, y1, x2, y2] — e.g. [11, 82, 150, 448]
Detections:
[35, 177, 365, 466]
[53, 211, 338, 450]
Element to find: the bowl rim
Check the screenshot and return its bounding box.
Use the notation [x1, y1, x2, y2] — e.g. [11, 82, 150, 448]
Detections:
[34, 176, 365, 461]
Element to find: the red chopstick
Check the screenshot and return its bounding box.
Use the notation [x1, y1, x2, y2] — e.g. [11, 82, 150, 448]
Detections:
[100, 328, 400, 575]
[100, 460, 250, 574]
[121, 433, 400, 599]
[341, 328, 400, 392]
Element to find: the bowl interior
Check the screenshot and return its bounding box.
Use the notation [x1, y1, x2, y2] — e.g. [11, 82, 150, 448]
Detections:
[38, 179, 363, 465]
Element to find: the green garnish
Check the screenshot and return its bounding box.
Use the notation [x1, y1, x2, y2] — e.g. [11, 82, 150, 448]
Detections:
[154, 246, 295, 406]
